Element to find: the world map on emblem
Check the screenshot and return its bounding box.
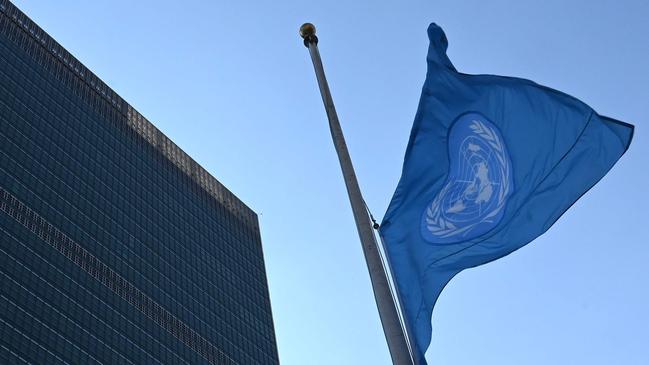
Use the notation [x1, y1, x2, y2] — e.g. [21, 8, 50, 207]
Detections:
[421, 112, 514, 245]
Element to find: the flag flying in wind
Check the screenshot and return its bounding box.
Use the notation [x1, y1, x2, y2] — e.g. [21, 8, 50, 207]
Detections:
[379, 23, 633, 364]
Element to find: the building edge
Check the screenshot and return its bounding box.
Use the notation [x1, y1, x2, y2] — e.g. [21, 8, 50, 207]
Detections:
[0, 0, 259, 232]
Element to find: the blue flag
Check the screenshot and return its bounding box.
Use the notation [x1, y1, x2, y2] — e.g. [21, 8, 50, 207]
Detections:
[379, 23, 633, 364]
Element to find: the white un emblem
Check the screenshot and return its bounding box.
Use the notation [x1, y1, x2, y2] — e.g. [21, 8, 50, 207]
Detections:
[421, 112, 514, 245]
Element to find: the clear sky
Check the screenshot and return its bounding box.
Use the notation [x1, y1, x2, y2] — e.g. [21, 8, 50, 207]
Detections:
[12, 0, 648, 364]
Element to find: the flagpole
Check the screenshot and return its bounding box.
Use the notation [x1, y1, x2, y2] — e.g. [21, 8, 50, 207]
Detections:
[299, 23, 414, 365]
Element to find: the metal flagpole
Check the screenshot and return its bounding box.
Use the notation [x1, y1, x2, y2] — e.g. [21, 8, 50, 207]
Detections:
[299, 23, 414, 365]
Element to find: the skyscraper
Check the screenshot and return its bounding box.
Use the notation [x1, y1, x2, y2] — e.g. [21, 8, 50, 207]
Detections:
[0, 1, 279, 364]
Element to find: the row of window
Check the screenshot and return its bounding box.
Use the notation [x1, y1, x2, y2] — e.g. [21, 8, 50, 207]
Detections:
[0, 315, 68, 365]
[0, 218, 200, 365]
[0, 187, 232, 365]
[0, 341, 31, 364]
[0, 283, 122, 364]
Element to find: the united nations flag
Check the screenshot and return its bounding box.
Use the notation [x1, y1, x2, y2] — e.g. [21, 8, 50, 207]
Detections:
[380, 24, 633, 365]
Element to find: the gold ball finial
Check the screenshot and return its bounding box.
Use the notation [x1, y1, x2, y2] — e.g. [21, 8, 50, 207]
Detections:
[299, 23, 316, 39]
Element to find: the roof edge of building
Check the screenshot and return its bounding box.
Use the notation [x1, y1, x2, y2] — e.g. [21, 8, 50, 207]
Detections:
[0, 0, 258, 230]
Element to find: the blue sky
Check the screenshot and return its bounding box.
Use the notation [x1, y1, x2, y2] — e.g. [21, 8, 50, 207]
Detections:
[13, 0, 648, 364]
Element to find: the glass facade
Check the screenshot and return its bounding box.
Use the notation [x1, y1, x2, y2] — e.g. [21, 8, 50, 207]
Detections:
[0, 1, 279, 364]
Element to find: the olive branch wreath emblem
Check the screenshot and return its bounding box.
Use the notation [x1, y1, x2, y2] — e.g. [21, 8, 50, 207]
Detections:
[425, 119, 511, 239]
